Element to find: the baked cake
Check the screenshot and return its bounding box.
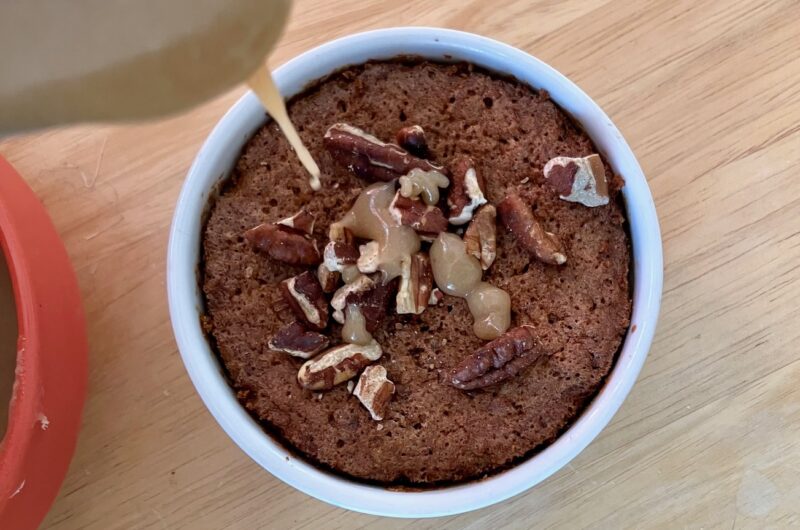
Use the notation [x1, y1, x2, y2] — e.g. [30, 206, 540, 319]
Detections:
[201, 60, 631, 485]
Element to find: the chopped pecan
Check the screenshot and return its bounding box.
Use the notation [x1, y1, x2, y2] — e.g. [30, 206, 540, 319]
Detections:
[323, 123, 444, 182]
[544, 154, 609, 207]
[389, 192, 448, 239]
[463, 204, 497, 271]
[395, 125, 428, 157]
[280, 271, 329, 330]
[356, 241, 381, 275]
[245, 221, 321, 266]
[429, 287, 444, 305]
[497, 194, 567, 265]
[297, 340, 383, 390]
[447, 155, 487, 225]
[353, 365, 395, 420]
[331, 275, 376, 324]
[345, 277, 399, 332]
[398, 168, 449, 206]
[396, 252, 434, 315]
[317, 263, 341, 293]
[324, 225, 359, 273]
[449, 326, 545, 390]
[268, 321, 329, 359]
[276, 209, 316, 235]
[332, 274, 398, 330]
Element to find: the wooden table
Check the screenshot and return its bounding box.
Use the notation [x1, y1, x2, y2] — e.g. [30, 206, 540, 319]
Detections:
[2, 0, 799, 527]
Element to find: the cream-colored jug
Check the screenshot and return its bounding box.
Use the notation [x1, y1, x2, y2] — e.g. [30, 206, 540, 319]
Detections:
[0, 0, 290, 131]
[0, 0, 321, 185]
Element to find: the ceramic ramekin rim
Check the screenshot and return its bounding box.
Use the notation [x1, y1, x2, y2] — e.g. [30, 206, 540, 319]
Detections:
[167, 27, 663, 518]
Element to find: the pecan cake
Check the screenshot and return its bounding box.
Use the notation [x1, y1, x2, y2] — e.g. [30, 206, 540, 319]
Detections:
[201, 60, 631, 485]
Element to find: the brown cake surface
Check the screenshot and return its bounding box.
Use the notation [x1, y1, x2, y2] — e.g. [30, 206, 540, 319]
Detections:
[201, 61, 631, 485]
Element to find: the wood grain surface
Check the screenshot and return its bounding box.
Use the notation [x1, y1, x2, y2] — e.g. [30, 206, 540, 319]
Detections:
[2, 0, 800, 527]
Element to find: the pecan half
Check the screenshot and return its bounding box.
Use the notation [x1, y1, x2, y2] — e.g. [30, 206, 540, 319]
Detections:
[353, 365, 395, 420]
[449, 326, 545, 390]
[463, 204, 497, 271]
[280, 271, 329, 330]
[396, 252, 434, 315]
[389, 192, 448, 239]
[297, 340, 383, 390]
[395, 125, 428, 157]
[447, 155, 487, 225]
[544, 154, 609, 207]
[497, 194, 567, 265]
[317, 263, 340, 293]
[277, 209, 316, 235]
[245, 221, 321, 266]
[268, 321, 329, 359]
[323, 123, 444, 182]
[324, 225, 359, 273]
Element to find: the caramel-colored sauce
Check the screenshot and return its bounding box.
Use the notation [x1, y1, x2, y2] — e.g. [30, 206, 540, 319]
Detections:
[467, 282, 512, 340]
[429, 232, 483, 297]
[430, 232, 511, 340]
[341, 265, 361, 284]
[342, 304, 372, 345]
[0, 1, 292, 134]
[399, 168, 449, 205]
[333, 181, 420, 280]
[247, 63, 321, 191]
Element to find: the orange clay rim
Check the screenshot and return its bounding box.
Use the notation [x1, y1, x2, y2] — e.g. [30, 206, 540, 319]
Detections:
[0, 156, 88, 530]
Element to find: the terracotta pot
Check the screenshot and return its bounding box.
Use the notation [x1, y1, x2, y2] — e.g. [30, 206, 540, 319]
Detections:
[0, 156, 88, 529]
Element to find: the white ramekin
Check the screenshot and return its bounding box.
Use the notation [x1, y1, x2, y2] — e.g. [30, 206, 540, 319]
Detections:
[167, 27, 663, 518]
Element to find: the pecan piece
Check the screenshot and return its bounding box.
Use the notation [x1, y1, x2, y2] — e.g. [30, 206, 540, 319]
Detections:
[323, 123, 444, 182]
[343, 277, 399, 332]
[463, 204, 497, 271]
[429, 287, 444, 305]
[245, 217, 321, 266]
[297, 340, 383, 390]
[332, 274, 399, 330]
[449, 326, 545, 390]
[447, 155, 487, 225]
[280, 271, 329, 330]
[497, 194, 566, 265]
[353, 365, 395, 420]
[324, 225, 359, 273]
[396, 252, 434, 315]
[395, 125, 428, 157]
[389, 192, 448, 239]
[356, 241, 381, 275]
[544, 154, 609, 207]
[277, 209, 316, 235]
[331, 275, 376, 324]
[268, 321, 329, 359]
[316, 263, 340, 293]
